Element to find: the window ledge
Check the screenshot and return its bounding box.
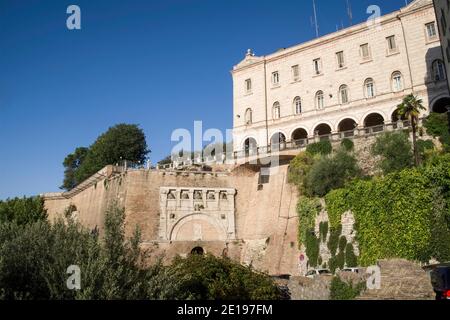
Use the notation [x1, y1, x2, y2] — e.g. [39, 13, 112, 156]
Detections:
[336, 66, 347, 72]
[426, 38, 440, 45]
[244, 92, 253, 97]
[291, 79, 301, 84]
[312, 73, 324, 78]
[271, 84, 281, 89]
[386, 50, 400, 57]
[360, 58, 373, 65]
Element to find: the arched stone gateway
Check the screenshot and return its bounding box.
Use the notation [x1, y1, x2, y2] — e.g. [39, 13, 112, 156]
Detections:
[432, 97, 450, 114]
[159, 187, 236, 242]
[170, 213, 227, 241]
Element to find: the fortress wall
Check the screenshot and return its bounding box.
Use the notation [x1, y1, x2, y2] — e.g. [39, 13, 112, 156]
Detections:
[43, 164, 302, 276]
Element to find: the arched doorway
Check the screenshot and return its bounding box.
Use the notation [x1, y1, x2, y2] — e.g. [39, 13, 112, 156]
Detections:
[314, 124, 332, 140]
[271, 132, 287, 151]
[291, 128, 308, 147]
[391, 110, 409, 129]
[432, 97, 450, 114]
[364, 113, 385, 133]
[338, 119, 357, 137]
[243, 137, 257, 156]
[191, 247, 204, 255]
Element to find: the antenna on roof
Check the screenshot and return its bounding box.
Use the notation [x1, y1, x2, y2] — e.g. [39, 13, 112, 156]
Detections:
[346, 0, 353, 26]
[312, 0, 319, 37]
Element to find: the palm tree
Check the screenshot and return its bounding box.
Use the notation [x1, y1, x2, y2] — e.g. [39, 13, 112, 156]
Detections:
[396, 94, 426, 166]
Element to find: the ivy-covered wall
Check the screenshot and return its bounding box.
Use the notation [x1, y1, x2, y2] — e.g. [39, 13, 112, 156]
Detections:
[325, 154, 450, 266]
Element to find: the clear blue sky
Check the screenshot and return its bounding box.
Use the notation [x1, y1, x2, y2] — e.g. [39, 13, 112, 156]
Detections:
[0, 0, 408, 199]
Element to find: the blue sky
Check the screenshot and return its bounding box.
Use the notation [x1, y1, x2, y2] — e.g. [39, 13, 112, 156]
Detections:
[0, 0, 409, 199]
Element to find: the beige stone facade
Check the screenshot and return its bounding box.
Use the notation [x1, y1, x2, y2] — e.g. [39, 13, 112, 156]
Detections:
[434, 0, 450, 92]
[232, 0, 450, 153]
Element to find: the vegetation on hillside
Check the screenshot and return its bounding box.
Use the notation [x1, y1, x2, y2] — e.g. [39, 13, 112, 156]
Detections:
[290, 112, 450, 271]
[0, 203, 281, 300]
[61, 124, 149, 190]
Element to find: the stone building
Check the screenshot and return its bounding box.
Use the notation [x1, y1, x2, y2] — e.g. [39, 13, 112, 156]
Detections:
[433, 0, 450, 92]
[232, 0, 450, 154]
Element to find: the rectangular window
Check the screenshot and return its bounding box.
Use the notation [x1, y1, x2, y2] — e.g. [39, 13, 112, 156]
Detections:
[292, 65, 300, 81]
[336, 51, 345, 68]
[426, 22, 437, 40]
[360, 44, 370, 60]
[272, 72, 279, 86]
[313, 59, 322, 75]
[387, 36, 397, 53]
[245, 79, 252, 93]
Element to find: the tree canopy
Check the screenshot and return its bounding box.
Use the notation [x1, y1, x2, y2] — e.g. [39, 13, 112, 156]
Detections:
[61, 124, 149, 190]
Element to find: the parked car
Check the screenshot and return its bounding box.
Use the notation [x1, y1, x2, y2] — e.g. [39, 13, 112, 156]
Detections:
[429, 264, 450, 300]
[306, 269, 332, 278]
[341, 267, 363, 274]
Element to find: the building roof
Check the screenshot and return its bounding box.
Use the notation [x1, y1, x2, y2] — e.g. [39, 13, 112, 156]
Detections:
[232, 0, 433, 72]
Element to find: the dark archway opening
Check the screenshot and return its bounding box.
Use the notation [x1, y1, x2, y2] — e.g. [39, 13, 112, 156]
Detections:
[271, 132, 287, 151]
[364, 113, 385, 133]
[191, 247, 204, 255]
[338, 119, 357, 137]
[314, 124, 332, 140]
[244, 138, 257, 156]
[432, 97, 450, 114]
[291, 128, 308, 146]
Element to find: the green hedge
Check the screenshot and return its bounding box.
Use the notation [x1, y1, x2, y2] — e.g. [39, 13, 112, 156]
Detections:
[325, 154, 450, 265]
[330, 276, 365, 300]
[306, 141, 332, 156]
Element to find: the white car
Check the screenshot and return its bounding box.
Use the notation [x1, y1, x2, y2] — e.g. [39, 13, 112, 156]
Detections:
[306, 269, 332, 278]
[341, 267, 363, 274]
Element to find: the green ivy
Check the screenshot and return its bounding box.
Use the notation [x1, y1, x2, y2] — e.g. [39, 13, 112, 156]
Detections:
[319, 221, 328, 242]
[327, 224, 342, 257]
[296, 198, 321, 247]
[338, 236, 347, 253]
[325, 154, 450, 266]
[305, 231, 320, 268]
[345, 243, 358, 268]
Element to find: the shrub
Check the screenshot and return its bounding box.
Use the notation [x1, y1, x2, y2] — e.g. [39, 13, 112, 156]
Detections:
[306, 140, 332, 156]
[288, 152, 314, 193]
[340, 138, 354, 152]
[330, 276, 365, 300]
[0, 201, 282, 300]
[169, 254, 281, 300]
[372, 131, 413, 174]
[423, 112, 448, 138]
[0, 197, 47, 225]
[304, 151, 361, 197]
[345, 243, 358, 268]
